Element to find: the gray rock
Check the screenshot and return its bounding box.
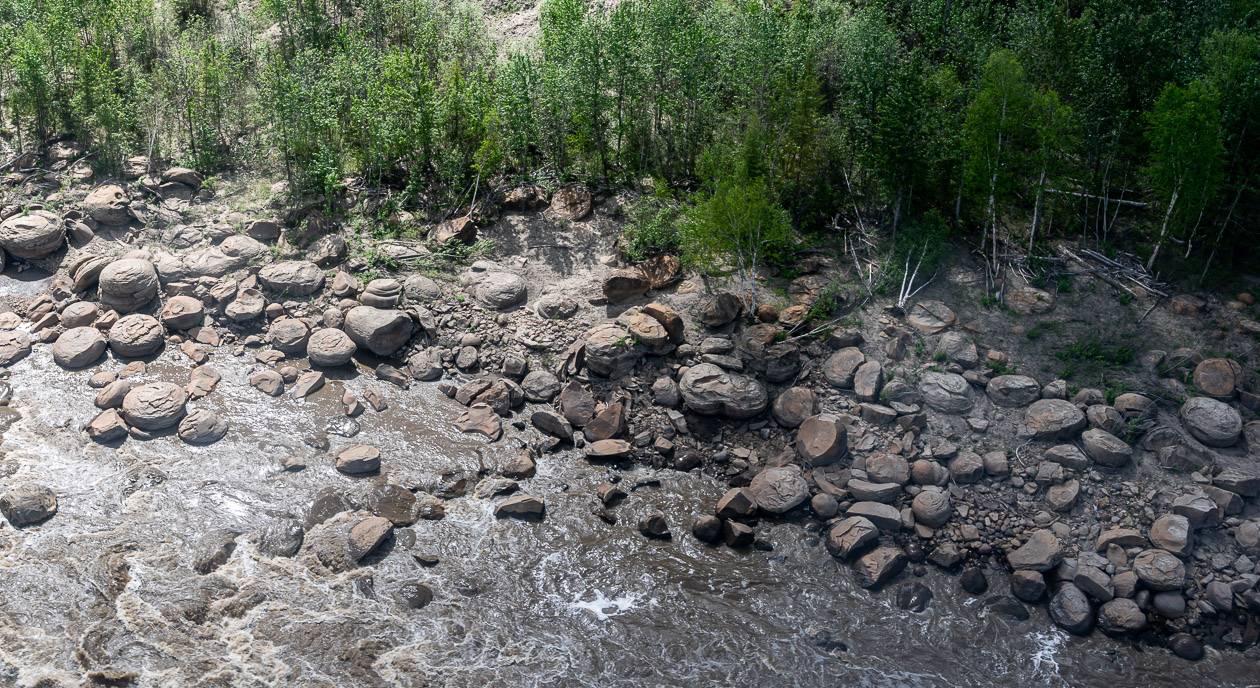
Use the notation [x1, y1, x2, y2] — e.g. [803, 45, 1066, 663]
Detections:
[1097, 598, 1146, 634]
[1049, 583, 1094, 635]
[1180, 396, 1242, 447]
[911, 489, 951, 528]
[847, 501, 901, 531]
[679, 362, 767, 419]
[344, 307, 413, 357]
[1008, 529, 1063, 571]
[121, 382, 187, 430]
[474, 271, 528, 309]
[99, 258, 159, 313]
[823, 347, 865, 388]
[1080, 428, 1132, 468]
[1025, 399, 1086, 440]
[1132, 549, 1186, 590]
[918, 372, 973, 414]
[258, 261, 325, 296]
[522, 370, 562, 402]
[747, 466, 809, 514]
[177, 408, 228, 445]
[825, 516, 879, 559]
[0, 210, 63, 258]
[1149, 514, 1193, 556]
[0, 483, 57, 526]
[52, 326, 106, 369]
[986, 375, 1041, 407]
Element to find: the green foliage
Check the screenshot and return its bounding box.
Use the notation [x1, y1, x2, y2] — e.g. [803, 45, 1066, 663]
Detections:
[621, 189, 682, 262]
[1055, 338, 1135, 366]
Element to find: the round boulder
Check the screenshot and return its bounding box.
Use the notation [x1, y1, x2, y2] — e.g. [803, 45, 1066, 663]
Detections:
[918, 372, 973, 414]
[159, 295, 205, 331]
[343, 307, 414, 357]
[772, 386, 816, 428]
[108, 314, 164, 358]
[795, 413, 847, 465]
[0, 483, 58, 526]
[473, 272, 528, 309]
[1132, 549, 1186, 590]
[307, 328, 357, 367]
[258, 261, 325, 296]
[584, 324, 643, 378]
[1025, 399, 1086, 440]
[98, 258, 159, 313]
[679, 362, 767, 419]
[83, 184, 130, 225]
[986, 375, 1041, 407]
[0, 210, 64, 259]
[911, 490, 951, 528]
[1193, 358, 1244, 399]
[747, 466, 809, 514]
[1180, 396, 1242, 447]
[121, 382, 187, 430]
[268, 317, 311, 355]
[52, 326, 107, 369]
[178, 408, 228, 445]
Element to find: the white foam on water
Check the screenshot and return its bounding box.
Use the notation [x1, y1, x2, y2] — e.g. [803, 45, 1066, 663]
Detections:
[1030, 629, 1067, 680]
[569, 589, 645, 621]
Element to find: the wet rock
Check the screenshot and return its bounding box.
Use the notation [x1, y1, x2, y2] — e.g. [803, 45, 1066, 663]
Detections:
[268, 317, 311, 355]
[121, 382, 187, 430]
[1180, 396, 1242, 447]
[716, 488, 758, 520]
[1049, 583, 1094, 635]
[691, 515, 722, 544]
[473, 271, 528, 309]
[343, 306, 413, 357]
[1168, 633, 1204, 661]
[492, 494, 545, 520]
[336, 445, 381, 474]
[986, 375, 1041, 407]
[854, 545, 907, 589]
[906, 300, 956, 334]
[366, 484, 418, 525]
[1193, 358, 1244, 399]
[1008, 529, 1063, 571]
[108, 314, 164, 358]
[638, 510, 671, 539]
[679, 362, 767, 419]
[960, 568, 988, 594]
[258, 261, 324, 296]
[0, 329, 30, 367]
[896, 582, 935, 612]
[249, 370, 284, 396]
[1010, 570, 1046, 602]
[87, 409, 128, 442]
[52, 326, 106, 369]
[177, 409, 228, 445]
[1080, 428, 1132, 468]
[292, 371, 325, 398]
[159, 295, 206, 331]
[348, 516, 393, 560]
[397, 581, 434, 610]
[307, 328, 357, 367]
[826, 516, 879, 559]
[700, 292, 743, 328]
[99, 258, 159, 313]
[258, 519, 304, 558]
[1153, 591, 1186, 618]
[585, 439, 633, 461]
[1097, 598, 1146, 635]
[794, 413, 847, 465]
[0, 210, 64, 258]
[1149, 514, 1193, 556]
[747, 466, 809, 513]
[191, 529, 238, 574]
[1132, 549, 1186, 590]
[0, 483, 57, 526]
[531, 410, 573, 440]
[584, 400, 628, 441]
[847, 502, 901, 531]
[456, 403, 502, 440]
[911, 490, 951, 528]
[918, 372, 973, 414]
[1025, 399, 1086, 440]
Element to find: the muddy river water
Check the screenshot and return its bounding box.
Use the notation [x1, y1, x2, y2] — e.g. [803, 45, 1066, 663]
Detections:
[0, 273, 1255, 687]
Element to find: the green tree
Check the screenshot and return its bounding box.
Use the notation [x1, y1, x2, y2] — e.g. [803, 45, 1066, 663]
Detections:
[1142, 80, 1224, 270]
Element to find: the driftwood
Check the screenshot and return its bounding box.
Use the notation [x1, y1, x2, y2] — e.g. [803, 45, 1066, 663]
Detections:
[1056, 245, 1169, 301]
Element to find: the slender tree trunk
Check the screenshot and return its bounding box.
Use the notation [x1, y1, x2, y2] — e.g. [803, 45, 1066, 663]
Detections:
[1146, 183, 1181, 271]
[1198, 184, 1244, 284]
[891, 187, 903, 244]
[1029, 167, 1045, 253]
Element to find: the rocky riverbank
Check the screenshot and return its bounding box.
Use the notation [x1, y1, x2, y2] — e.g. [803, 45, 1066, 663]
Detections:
[1, 147, 1260, 681]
